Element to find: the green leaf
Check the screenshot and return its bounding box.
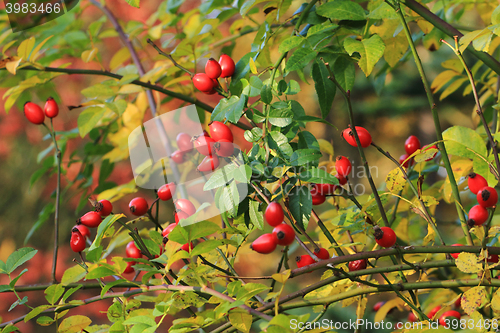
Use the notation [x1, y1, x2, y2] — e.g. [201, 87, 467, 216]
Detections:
[229, 309, 253, 333]
[78, 106, 108, 138]
[236, 283, 270, 301]
[249, 200, 264, 230]
[101, 279, 128, 298]
[244, 127, 263, 142]
[298, 131, 320, 151]
[268, 131, 293, 158]
[9, 296, 28, 312]
[288, 186, 312, 230]
[190, 239, 225, 257]
[316, 0, 367, 21]
[297, 167, 339, 184]
[61, 265, 87, 286]
[86, 266, 116, 280]
[233, 164, 252, 183]
[6, 247, 37, 274]
[62, 285, 83, 303]
[278, 36, 303, 54]
[285, 47, 317, 73]
[290, 149, 322, 166]
[123, 315, 156, 327]
[88, 214, 125, 253]
[45, 284, 65, 305]
[261, 85, 273, 104]
[9, 269, 27, 289]
[24, 305, 52, 322]
[268, 107, 293, 127]
[37, 316, 55, 326]
[58, 315, 92, 333]
[212, 95, 246, 123]
[204, 163, 238, 191]
[242, 76, 263, 97]
[81, 84, 115, 99]
[333, 56, 355, 92]
[344, 35, 385, 77]
[168, 221, 221, 244]
[311, 61, 336, 119]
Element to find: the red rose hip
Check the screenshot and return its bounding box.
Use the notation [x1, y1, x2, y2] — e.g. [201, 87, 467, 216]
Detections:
[205, 58, 222, 79]
[468, 204, 489, 226]
[265, 202, 284, 227]
[468, 173, 488, 195]
[250, 233, 278, 254]
[24, 102, 45, 125]
[158, 182, 176, 201]
[218, 54, 235, 78]
[129, 197, 149, 216]
[78, 211, 102, 228]
[374, 226, 397, 248]
[44, 97, 59, 118]
[192, 73, 214, 92]
[209, 121, 234, 143]
[335, 156, 351, 177]
[477, 187, 498, 208]
[404, 135, 421, 155]
[272, 223, 295, 246]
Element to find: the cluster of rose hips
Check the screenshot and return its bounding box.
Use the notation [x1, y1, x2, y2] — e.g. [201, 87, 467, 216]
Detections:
[170, 121, 235, 173]
[309, 155, 351, 205]
[23, 97, 59, 125]
[408, 301, 461, 326]
[465, 172, 498, 227]
[70, 199, 113, 253]
[250, 201, 331, 268]
[399, 135, 438, 167]
[192, 55, 235, 94]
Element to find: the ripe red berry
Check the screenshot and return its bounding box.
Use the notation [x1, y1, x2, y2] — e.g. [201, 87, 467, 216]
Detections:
[314, 247, 330, 260]
[438, 310, 461, 326]
[336, 174, 347, 185]
[335, 156, 351, 177]
[218, 54, 235, 78]
[74, 225, 90, 239]
[209, 121, 234, 143]
[70, 230, 86, 253]
[78, 211, 102, 228]
[175, 211, 190, 223]
[129, 197, 149, 216]
[488, 253, 499, 263]
[158, 182, 176, 201]
[427, 305, 441, 319]
[477, 186, 498, 208]
[205, 58, 222, 79]
[265, 202, 284, 227]
[250, 233, 278, 254]
[468, 204, 489, 226]
[272, 223, 295, 246]
[123, 261, 134, 274]
[348, 259, 367, 272]
[24, 102, 45, 125]
[174, 199, 197, 216]
[408, 312, 417, 322]
[296, 254, 316, 268]
[313, 183, 337, 195]
[192, 73, 215, 92]
[373, 301, 385, 312]
[374, 226, 397, 248]
[197, 155, 220, 172]
[468, 172, 488, 195]
[176, 133, 193, 151]
[311, 191, 326, 205]
[450, 243, 463, 259]
[181, 242, 195, 253]
[342, 126, 372, 148]
[171, 150, 185, 164]
[194, 135, 215, 156]
[399, 154, 414, 168]
[215, 139, 234, 157]
[454, 296, 461, 308]
[162, 223, 178, 238]
[126, 241, 142, 258]
[44, 97, 59, 118]
[404, 135, 421, 155]
[96, 199, 113, 217]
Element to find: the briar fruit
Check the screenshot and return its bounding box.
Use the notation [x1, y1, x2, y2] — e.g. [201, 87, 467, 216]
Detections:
[205, 58, 222, 79]
[404, 135, 421, 155]
[311, 191, 326, 205]
[78, 211, 102, 228]
[399, 154, 414, 168]
[250, 233, 278, 254]
[129, 197, 149, 216]
[335, 156, 351, 177]
[374, 226, 397, 248]
[477, 187, 498, 208]
[74, 224, 90, 239]
[194, 135, 215, 156]
[126, 241, 142, 259]
[158, 182, 176, 201]
[468, 204, 489, 226]
[44, 97, 59, 118]
[96, 199, 113, 217]
[197, 155, 220, 172]
[265, 202, 284, 227]
[192, 73, 214, 92]
[162, 223, 177, 238]
[214, 139, 234, 157]
[296, 254, 316, 268]
[176, 133, 193, 151]
[468, 172, 488, 195]
[313, 183, 337, 195]
[450, 244, 463, 259]
[218, 54, 235, 78]
[174, 199, 197, 216]
[314, 247, 330, 260]
[123, 262, 134, 274]
[170, 150, 185, 164]
[438, 310, 461, 327]
[24, 102, 45, 125]
[70, 229, 86, 253]
[348, 259, 367, 272]
[272, 223, 295, 246]
[175, 211, 190, 223]
[342, 126, 372, 148]
[209, 121, 234, 143]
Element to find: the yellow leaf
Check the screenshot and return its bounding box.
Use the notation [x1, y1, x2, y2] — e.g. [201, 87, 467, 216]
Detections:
[148, 25, 163, 40]
[470, 311, 487, 333]
[386, 167, 405, 192]
[17, 37, 35, 60]
[317, 139, 334, 156]
[356, 296, 367, 321]
[414, 148, 438, 163]
[2, 40, 16, 55]
[462, 286, 486, 315]
[460, 29, 491, 53]
[118, 84, 143, 94]
[110, 47, 130, 70]
[422, 224, 435, 246]
[30, 35, 53, 62]
[421, 196, 439, 207]
[249, 57, 258, 74]
[136, 91, 149, 113]
[58, 315, 91, 333]
[81, 48, 98, 63]
[491, 289, 500, 311]
[228, 309, 252, 333]
[272, 270, 291, 284]
[416, 19, 434, 34]
[431, 70, 459, 93]
[374, 298, 405, 322]
[6, 57, 22, 75]
[440, 77, 468, 101]
[383, 33, 408, 67]
[455, 252, 482, 274]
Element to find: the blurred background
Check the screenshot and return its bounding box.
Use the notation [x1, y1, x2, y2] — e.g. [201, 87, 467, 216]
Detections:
[0, 0, 493, 331]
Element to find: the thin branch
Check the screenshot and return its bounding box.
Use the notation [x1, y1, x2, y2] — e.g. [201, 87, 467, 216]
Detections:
[147, 39, 193, 76]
